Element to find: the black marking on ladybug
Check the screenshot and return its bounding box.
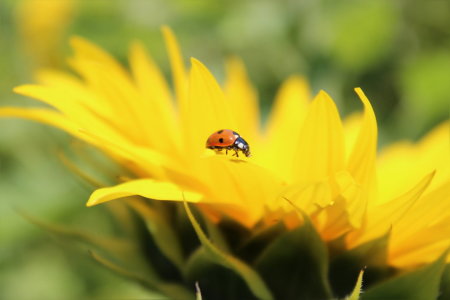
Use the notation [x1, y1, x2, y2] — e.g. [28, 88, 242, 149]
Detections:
[219, 138, 224, 143]
[217, 130, 223, 134]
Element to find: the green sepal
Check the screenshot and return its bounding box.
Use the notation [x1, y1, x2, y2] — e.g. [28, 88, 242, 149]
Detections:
[127, 198, 185, 271]
[203, 214, 231, 253]
[184, 246, 258, 299]
[195, 282, 203, 300]
[344, 270, 364, 300]
[184, 202, 274, 300]
[90, 250, 195, 300]
[254, 214, 332, 300]
[237, 221, 286, 264]
[329, 232, 392, 297]
[440, 264, 450, 300]
[362, 250, 448, 300]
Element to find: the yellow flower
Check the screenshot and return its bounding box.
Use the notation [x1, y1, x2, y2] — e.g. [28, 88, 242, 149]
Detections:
[1, 27, 448, 270]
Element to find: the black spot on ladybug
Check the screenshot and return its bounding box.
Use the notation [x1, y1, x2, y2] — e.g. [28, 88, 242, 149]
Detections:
[217, 130, 223, 134]
[219, 138, 224, 143]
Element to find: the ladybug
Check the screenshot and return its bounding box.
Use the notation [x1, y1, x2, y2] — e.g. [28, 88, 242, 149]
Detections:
[206, 129, 251, 157]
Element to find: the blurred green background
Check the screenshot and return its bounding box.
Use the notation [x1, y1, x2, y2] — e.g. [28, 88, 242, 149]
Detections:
[0, 0, 449, 298]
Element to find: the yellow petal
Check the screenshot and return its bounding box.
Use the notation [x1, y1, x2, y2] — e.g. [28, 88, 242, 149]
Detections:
[76, 129, 169, 180]
[68, 58, 151, 145]
[334, 171, 363, 229]
[13, 84, 131, 145]
[87, 179, 203, 207]
[293, 90, 345, 184]
[377, 121, 450, 204]
[129, 41, 181, 155]
[0, 107, 79, 136]
[162, 26, 188, 114]
[389, 222, 450, 267]
[224, 57, 260, 143]
[195, 156, 283, 227]
[184, 58, 236, 155]
[392, 181, 450, 241]
[279, 180, 333, 215]
[314, 172, 360, 240]
[389, 217, 450, 264]
[68, 37, 161, 146]
[345, 88, 378, 226]
[0, 107, 170, 180]
[347, 171, 435, 247]
[343, 112, 363, 162]
[263, 76, 310, 180]
[69, 36, 124, 73]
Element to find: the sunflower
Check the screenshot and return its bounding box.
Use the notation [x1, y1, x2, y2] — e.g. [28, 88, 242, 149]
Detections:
[1, 27, 449, 299]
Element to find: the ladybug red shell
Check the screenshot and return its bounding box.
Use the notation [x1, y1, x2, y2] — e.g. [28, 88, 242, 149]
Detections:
[206, 129, 251, 157]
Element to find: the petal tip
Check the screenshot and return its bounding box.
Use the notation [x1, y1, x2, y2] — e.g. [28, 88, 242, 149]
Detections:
[86, 195, 99, 207]
[190, 57, 203, 66]
[12, 84, 35, 96]
[69, 35, 87, 48]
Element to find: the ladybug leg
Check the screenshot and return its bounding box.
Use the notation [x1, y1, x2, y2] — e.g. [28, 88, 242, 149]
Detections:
[225, 148, 228, 155]
[234, 149, 239, 157]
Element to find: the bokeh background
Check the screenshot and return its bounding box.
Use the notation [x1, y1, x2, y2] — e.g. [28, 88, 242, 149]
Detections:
[0, 0, 449, 298]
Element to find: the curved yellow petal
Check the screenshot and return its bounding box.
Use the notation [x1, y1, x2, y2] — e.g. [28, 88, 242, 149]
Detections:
[87, 179, 203, 207]
[293, 90, 345, 184]
[184, 58, 236, 155]
[162, 26, 188, 114]
[345, 88, 378, 227]
[263, 76, 310, 180]
[224, 57, 260, 143]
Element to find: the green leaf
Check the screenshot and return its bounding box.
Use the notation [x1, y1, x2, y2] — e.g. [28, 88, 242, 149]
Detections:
[362, 251, 448, 300]
[254, 215, 332, 300]
[90, 250, 195, 300]
[345, 270, 364, 300]
[184, 202, 274, 300]
[127, 198, 185, 271]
